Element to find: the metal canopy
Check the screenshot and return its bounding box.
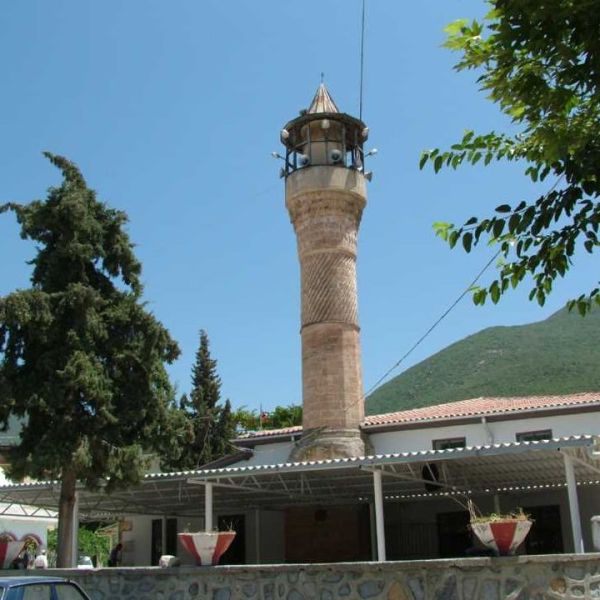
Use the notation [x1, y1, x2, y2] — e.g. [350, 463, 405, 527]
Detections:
[0, 436, 598, 519]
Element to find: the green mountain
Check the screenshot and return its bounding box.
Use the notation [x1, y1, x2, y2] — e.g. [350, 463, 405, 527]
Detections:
[366, 307, 600, 415]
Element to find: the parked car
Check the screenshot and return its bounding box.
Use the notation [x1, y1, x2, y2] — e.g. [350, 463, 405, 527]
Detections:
[0, 576, 91, 600]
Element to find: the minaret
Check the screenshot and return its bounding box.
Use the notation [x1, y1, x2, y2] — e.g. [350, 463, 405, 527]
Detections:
[280, 84, 371, 460]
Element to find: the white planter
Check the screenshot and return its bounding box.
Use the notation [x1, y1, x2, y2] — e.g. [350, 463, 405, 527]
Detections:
[471, 519, 532, 556]
[0, 541, 26, 569]
[178, 531, 236, 566]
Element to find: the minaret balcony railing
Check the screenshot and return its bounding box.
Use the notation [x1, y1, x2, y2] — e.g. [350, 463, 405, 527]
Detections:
[281, 113, 368, 178]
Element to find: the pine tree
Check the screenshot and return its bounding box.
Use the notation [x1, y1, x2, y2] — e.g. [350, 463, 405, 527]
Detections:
[0, 153, 181, 566]
[173, 330, 234, 468]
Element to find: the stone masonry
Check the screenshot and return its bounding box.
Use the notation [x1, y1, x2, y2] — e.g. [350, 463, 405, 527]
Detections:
[36, 553, 600, 600]
[286, 166, 367, 460]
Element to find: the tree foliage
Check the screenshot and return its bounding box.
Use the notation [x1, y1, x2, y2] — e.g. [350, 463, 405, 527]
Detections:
[0, 153, 181, 565]
[232, 404, 302, 432]
[421, 0, 600, 314]
[167, 330, 235, 469]
[47, 525, 112, 567]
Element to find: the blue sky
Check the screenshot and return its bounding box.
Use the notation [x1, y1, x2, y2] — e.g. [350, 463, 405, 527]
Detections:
[1, 1, 596, 412]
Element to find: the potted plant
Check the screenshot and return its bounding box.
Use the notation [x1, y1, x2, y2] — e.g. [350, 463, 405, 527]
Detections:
[0, 532, 26, 569]
[468, 500, 533, 556]
[177, 523, 236, 566]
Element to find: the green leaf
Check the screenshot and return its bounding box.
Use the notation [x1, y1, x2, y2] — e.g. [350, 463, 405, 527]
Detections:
[492, 219, 505, 239]
[473, 288, 487, 305]
[490, 281, 501, 304]
[462, 232, 473, 252]
[495, 204, 511, 213]
[433, 221, 453, 241]
[444, 19, 469, 36]
[448, 230, 460, 249]
[419, 152, 429, 170]
[508, 213, 521, 233]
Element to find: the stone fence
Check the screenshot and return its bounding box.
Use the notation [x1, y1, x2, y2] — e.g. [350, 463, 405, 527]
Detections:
[30, 554, 600, 600]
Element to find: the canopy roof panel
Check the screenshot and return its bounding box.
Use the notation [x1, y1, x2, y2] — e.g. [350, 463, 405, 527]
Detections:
[0, 436, 597, 519]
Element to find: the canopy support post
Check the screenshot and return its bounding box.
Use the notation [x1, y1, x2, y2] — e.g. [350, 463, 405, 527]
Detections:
[205, 482, 214, 532]
[373, 469, 386, 561]
[564, 453, 584, 553]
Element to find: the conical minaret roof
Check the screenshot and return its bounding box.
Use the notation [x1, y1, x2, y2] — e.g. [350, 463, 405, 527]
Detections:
[307, 83, 340, 114]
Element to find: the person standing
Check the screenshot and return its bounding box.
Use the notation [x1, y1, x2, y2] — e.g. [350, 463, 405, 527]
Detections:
[107, 543, 122, 567]
[33, 549, 48, 569]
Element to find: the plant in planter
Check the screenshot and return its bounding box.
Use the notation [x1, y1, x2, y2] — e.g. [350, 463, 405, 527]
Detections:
[468, 501, 533, 556]
[0, 532, 26, 569]
[177, 523, 236, 567]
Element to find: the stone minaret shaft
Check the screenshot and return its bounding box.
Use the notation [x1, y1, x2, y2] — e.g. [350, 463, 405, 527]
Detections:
[281, 84, 370, 460]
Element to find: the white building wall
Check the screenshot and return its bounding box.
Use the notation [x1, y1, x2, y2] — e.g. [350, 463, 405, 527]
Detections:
[370, 411, 600, 455]
[233, 441, 295, 467]
[0, 514, 54, 548]
[0, 467, 56, 548]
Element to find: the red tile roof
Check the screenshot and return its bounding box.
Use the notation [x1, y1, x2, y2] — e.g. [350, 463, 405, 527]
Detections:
[235, 393, 600, 441]
[363, 392, 600, 427]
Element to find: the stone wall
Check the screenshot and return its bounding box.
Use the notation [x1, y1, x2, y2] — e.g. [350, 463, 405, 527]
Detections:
[36, 553, 600, 600]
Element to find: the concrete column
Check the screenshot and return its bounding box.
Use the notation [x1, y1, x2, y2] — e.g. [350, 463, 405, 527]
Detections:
[71, 491, 79, 568]
[493, 494, 501, 514]
[564, 454, 584, 553]
[205, 483, 213, 532]
[373, 470, 386, 561]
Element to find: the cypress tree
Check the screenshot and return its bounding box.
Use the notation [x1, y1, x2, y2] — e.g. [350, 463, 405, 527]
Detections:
[174, 330, 234, 468]
[0, 153, 180, 566]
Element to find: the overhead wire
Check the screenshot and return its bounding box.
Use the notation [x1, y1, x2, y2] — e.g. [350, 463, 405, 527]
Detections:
[359, 0, 366, 120]
[363, 174, 567, 398]
[363, 249, 502, 398]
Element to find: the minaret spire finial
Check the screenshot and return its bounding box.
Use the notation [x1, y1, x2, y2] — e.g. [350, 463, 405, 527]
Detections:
[320, 71, 324, 84]
[307, 81, 339, 114]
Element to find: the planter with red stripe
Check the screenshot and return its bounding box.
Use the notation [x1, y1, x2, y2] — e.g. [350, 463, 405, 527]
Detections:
[0, 541, 27, 569]
[471, 519, 532, 555]
[178, 531, 236, 566]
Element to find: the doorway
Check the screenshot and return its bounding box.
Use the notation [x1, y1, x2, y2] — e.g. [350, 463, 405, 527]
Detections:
[217, 514, 245, 564]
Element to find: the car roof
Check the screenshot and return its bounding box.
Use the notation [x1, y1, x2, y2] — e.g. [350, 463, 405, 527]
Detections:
[0, 577, 69, 587]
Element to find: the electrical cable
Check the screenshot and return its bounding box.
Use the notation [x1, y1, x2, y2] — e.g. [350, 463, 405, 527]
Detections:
[359, 0, 366, 120]
[363, 174, 566, 398]
[363, 249, 501, 398]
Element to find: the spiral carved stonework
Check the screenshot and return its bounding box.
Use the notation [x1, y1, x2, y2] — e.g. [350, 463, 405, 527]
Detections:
[300, 253, 358, 327]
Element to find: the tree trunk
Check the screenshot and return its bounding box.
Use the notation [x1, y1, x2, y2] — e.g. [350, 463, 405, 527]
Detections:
[56, 470, 77, 568]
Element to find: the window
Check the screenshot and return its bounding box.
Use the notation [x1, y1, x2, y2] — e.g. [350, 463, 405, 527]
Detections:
[516, 429, 552, 443]
[433, 437, 466, 451]
[6, 584, 88, 600]
[54, 584, 89, 600]
[17, 586, 51, 600]
[151, 517, 178, 565]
